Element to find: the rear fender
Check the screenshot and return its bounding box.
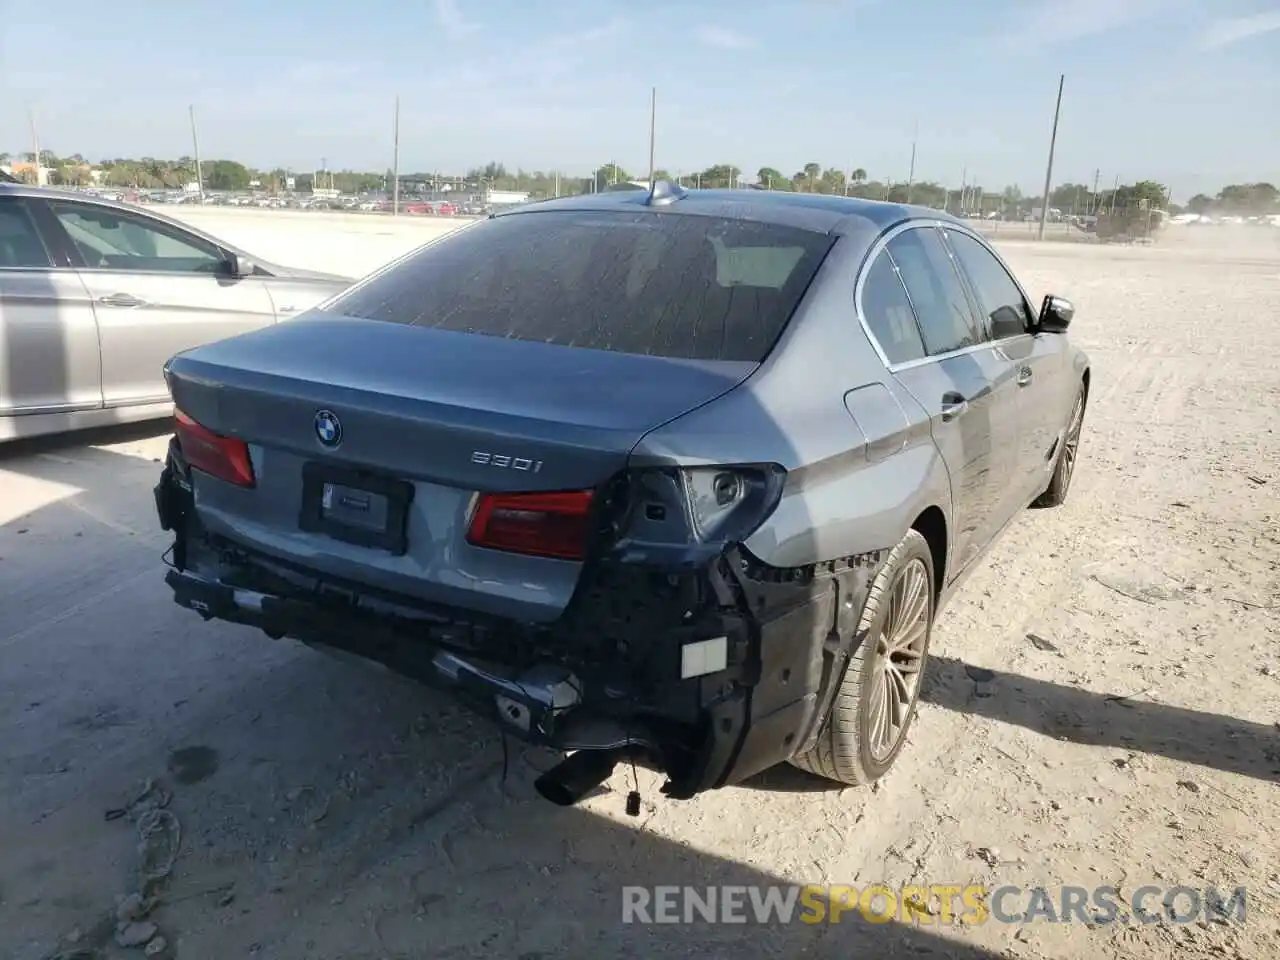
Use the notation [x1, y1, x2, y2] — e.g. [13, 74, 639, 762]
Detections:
[629, 375, 953, 571]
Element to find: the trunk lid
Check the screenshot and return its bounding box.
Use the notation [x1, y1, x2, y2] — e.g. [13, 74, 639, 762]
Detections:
[165, 315, 756, 622]
[166, 314, 755, 490]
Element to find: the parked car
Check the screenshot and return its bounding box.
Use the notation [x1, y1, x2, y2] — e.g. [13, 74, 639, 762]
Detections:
[0, 183, 355, 441]
[405, 202, 433, 215]
[154, 184, 1089, 806]
[435, 202, 458, 216]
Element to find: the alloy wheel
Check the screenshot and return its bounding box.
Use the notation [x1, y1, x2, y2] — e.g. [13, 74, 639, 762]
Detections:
[1062, 394, 1085, 489]
[867, 557, 931, 761]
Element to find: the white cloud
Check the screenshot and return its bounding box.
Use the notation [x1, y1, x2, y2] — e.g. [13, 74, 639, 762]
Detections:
[433, 0, 480, 40]
[695, 25, 757, 50]
[1202, 10, 1280, 49]
[996, 0, 1174, 49]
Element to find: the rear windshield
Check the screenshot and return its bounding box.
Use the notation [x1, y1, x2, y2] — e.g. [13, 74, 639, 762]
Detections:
[323, 209, 835, 362]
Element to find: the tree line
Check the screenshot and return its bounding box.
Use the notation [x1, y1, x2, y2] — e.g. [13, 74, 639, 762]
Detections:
[2, 150, 1276, 217]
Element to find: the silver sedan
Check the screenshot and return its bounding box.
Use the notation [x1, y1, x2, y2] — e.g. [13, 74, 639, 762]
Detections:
[0, 183, 354, 442]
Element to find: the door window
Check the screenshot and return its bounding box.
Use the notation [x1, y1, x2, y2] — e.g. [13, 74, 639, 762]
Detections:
[944, 230, 1033, 339]
[0, 198, 52, 268]
[886, 228, 984, 356]
[48, 201, 225, 274]
[860, 250, 926, 364]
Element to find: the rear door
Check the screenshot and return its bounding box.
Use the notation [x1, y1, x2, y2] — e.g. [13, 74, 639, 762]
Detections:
[42, 198, 276, 408]
[868, 224, 1020, 579]
[942, 227, 1066, 501]
[0, 196, 103, 416]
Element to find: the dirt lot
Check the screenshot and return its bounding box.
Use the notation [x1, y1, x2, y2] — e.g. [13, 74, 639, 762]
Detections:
[160, 207, 469, 277]
[1, 224, 1277, 960]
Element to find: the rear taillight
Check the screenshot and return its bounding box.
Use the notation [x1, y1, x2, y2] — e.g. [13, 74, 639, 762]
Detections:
[173, 408, 256, 488]
[466, 490, 594, 561]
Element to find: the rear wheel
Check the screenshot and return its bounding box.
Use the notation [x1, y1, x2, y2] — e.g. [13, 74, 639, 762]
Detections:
[1032, 384, 1086, 508]
[790, 529, 935, 786]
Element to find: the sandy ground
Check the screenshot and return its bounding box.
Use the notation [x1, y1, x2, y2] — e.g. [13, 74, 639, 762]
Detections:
[1, 221, 1278, 960]
[162, 207, 473, 277]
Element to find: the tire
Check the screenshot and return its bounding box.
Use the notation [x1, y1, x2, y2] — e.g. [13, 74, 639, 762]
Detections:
[790, 529, 935, 786]
[1032, 383, 1087, 509]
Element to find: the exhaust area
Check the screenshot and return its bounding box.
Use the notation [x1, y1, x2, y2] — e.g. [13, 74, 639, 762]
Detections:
[534, 749, 623, 806]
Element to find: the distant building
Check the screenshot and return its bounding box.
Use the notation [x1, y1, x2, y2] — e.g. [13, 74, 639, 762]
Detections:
[4, 161, 50, 185]
[486, 189, 530, 206]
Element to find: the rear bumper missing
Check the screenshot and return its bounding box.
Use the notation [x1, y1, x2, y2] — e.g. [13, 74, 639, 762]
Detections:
[156, 451, 886, 800]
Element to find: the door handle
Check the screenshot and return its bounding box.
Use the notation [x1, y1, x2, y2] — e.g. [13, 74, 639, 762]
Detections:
[98, 293, 146, 308]
[940, 393, 969, 422]
[1016, 365, 1033, 387]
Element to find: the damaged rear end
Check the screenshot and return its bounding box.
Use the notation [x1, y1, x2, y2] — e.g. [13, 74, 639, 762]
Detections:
[154, 206, 874, 803]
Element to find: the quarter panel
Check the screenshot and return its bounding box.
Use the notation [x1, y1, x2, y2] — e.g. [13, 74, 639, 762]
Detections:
[261, 276, 351, 320]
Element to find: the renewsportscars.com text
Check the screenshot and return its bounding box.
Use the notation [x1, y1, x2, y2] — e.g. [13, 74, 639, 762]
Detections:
[621, 884, 1249, 926]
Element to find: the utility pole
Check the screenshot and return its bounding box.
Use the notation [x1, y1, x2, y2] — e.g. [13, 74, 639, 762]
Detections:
[1091, 168, 1100, 216]
[647, 86, 657, 187]
[392, 95, 400, 216]
[1108, 174, 1119, 216]
[188, 105, 205, 203]
[960, 165, 967, 215]
[906, 119, 918, 203]
[28, 110, 41, 186]
[554, 171, 560, 197]
[1037, 73, 1065, 240]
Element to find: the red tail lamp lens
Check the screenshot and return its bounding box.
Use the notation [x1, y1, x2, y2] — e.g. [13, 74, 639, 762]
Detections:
[466, 490, 594, 560]
[173, 408, 255, 488]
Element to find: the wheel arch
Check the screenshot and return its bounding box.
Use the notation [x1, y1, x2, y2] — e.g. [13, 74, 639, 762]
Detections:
[910, 505, 948, 601]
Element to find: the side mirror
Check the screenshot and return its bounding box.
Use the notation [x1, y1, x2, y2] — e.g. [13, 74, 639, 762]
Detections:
[1038, 294, 1075, 333]
[989, 304, 1027, 339]
[225, 253, 256, 277]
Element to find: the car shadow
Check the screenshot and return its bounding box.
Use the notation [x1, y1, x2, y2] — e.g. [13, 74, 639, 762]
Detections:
[0, 418, 173, 461]
[922, 655, 1280, 784]
[1, 441, 1025, 960]
[743, 648, 1280, 794]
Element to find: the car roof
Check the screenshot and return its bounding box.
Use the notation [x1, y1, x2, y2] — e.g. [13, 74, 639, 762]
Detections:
[494, 184, 961, 235]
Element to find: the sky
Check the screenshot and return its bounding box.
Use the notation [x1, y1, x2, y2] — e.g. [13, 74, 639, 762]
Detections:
[2, 0, 1278, 198]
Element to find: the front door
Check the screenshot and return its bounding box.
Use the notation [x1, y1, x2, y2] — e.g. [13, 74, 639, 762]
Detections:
[42, 199, 276, 408]
[942, 227, 1065, 502]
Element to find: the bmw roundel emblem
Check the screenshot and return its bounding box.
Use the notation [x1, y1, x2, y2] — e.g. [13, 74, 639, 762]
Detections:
[314, 409, 342, 448]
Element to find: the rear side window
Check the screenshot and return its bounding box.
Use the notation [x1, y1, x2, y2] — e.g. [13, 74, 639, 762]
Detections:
[860, 251, 926, 364]
[323, 210, 835, 362]
[886, 228, 983, 356]
[0, 198, 52, 268]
